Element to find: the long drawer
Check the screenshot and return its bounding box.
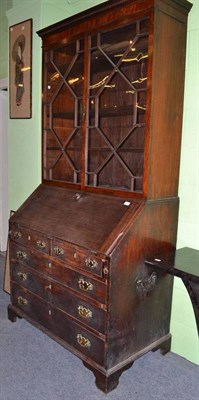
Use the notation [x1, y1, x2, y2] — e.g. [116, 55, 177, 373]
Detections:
[11, 282, 105, 365]
[11, 263, 106, 334]
[10, 242, 107, 305]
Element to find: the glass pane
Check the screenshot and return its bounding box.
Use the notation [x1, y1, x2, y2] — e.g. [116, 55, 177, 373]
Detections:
[99, 75, 135, 147]
[89, 49, 112, 96]
[66, 129, 82, 172]
[120, 36, 148, 88]
[53, 42, 77, 76]
[44, 130, 61, 180]
[100, 23, 137, 62]
[67, 52, 84, 97]
[120, 125, 145, 150]
[86, 128, 112, 177]
[137, 90, 147, 124]
[86, 18, 149, 193]
[46, 65, 62, 104]
[51, 154, 75, 182]
[52, 85, 75, 137]
[97, 157, 133, 190]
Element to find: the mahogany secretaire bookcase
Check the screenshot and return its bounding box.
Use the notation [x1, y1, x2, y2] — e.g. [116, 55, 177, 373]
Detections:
[8, 0, 192, 393]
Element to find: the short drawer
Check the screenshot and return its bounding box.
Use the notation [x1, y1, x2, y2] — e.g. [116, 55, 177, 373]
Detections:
[11, 283, 105, 366]
[11, 263, 106, 334]
[52, 239, 109, 277]
[10, 241, 50, 271]
[9, 223, 50, 254]
[10, 242, 107, 305]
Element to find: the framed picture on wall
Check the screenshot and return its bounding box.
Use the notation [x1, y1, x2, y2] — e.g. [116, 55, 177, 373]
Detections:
[9, 19, 32, 119]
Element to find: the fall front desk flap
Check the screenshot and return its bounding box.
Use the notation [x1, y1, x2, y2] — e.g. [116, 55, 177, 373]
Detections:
[10, 185, 144, 254]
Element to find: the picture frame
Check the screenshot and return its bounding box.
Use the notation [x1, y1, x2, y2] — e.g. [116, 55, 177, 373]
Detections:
[9, 19, 32, 119]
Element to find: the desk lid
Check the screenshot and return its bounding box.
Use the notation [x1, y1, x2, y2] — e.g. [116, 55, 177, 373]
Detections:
[10, 185, 144, 253]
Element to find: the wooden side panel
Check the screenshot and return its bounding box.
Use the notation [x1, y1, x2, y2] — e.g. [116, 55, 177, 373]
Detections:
[147, 1, 189, 199]
[106, 198, 179, 369]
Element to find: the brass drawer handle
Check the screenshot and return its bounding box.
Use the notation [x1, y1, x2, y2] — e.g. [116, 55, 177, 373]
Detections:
[136, 272, 158, 296]
[54, 246, 64, 256]
[17, 296, 28, 306]
[13, 231, 22, 240]
[85, 258, 98, 269]
[37, 240, 46, 249]
[78, 305, 93, 319]
[17, 271, 27, 281]
[78, 279, 93, 292]
[77, 334, 91, 348]
[16, 251, 27, 260]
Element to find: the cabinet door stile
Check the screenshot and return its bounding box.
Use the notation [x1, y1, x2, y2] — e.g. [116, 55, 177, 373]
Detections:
[142, 9, 154, 199]
[81, 35, 89, 189]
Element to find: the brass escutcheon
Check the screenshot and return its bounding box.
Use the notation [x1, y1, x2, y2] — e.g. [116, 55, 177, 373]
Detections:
[77, 334, 91, 348]
[78, 305, 93, 319]
[78, 279, 93, 292]
[17, 271, 27, 281]
[74, 193, 81, 200]
[13, 231, 22, 240]
[85, 258, 98, 269]
[54, 246, 64, 256]
[36, 240, 46, 249]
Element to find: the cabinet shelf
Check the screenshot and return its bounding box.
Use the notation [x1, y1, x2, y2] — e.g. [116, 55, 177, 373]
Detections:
[49, 106, 146, 121]
[46, 147, 144, 152]
[88, 147, 144, 152]
[97, 106, 141, 118]
[50, 112, 74, 119]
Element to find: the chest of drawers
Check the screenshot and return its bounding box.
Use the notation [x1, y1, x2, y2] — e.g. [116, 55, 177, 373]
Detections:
[8, 184, 178, 392]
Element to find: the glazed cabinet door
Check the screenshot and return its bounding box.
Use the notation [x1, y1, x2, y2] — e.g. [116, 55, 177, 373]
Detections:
[43, 39, 84, 184]
[86, 17, 149, 193]
[42, 16, 149, 195]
